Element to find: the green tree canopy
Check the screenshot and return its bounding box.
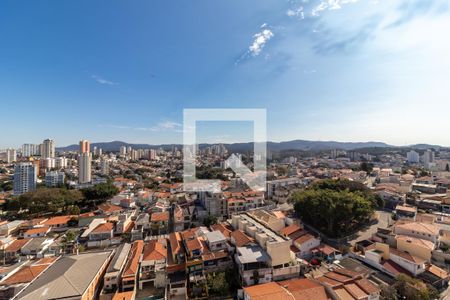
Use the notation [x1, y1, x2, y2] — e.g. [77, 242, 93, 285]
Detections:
[6, 188, 84, 216]
[290, 179, 376, 238]
[81, 182, 119, 206]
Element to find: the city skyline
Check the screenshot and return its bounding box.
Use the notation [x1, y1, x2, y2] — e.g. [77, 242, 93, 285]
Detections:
[1, 0, 450, 148]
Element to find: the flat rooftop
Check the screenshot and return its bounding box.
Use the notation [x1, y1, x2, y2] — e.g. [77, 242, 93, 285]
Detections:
[15, 251, 112, 300]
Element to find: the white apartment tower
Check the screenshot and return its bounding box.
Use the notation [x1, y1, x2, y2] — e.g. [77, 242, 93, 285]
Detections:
[407, 150, 420, 164]
[6, 148, 17, 163]
[78, 140, 92, 183]
[42, 139, 55, 158]
[22, 144, 39, 157]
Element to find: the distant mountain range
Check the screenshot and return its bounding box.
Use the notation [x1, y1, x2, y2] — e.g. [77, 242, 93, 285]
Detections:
[56, 140, 445, 153]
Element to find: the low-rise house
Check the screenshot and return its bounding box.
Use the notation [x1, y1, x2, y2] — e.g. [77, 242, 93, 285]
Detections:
[168, 232, 184, 264]
[396, 235, 435, 261]
[389, 248, 427, 276]
[203, 230, 227, 252]
[0, 220, 25, 236]
[104, 243, 131, 292]
[419, 264, 450, 290]
[0, 257, 57, 299]
[22, 226, 50, 239]
[292, 233, 320, 259]
[311, 244, 343, 263]
[89, 222, 114, 241]
[317, 268, 380, 300]
[116, 212, 133, 235]
[394, 222, 440, 244]
[20, 237, 54, 258]
[43, 215, 73, 232]
[243, 278, 328, 300]
[98, 203, 123, 216]
[395, 205, 417, 221]
[121, 240, 144, 291]
[3, 239, 30, 262]
[140, 239, 167, 289]
[235, 245, 272, 286]
[150, 211, 169, 235]
[166, 272, 187, 299]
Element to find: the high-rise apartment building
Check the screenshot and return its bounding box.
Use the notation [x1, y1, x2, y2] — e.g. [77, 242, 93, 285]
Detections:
[6, 148, 17, 163]
[78, 140, 92, 184]
[13, 162, 36, 195]
[45, 171, 65, 187]
[120, 146, 127, 156]
[42, 139, 55, 158]
[101, 159, 110, 175]
[22, 144, 39, 157]
[79, 140, 90, 154]
[407, 150, 420, 164]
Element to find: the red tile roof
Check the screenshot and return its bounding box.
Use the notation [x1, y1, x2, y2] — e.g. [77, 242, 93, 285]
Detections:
[151, 211, 169, 222]
[5, 239, 31, 252]
[280, 224, 302, 236]
[122, 240, 144, 278]
[23, 226, 49, 236]
[142, 240, 167, 261]
[230, 230, 253, 247]
[43, 215, 74, 226]
[92, 222, 114, 233]
[0, 257, 56, 286]
[279, 278, 328, 300]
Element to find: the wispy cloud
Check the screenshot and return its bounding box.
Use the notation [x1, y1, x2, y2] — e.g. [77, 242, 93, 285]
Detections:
[249, 27, 274, 56]
[287, 7, 305, 19]
[91, 74, 117, 85]
[99, 121, 182, 132]
[311, 0, 359, 16]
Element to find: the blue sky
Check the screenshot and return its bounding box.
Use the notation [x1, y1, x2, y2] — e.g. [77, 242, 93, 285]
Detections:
[1, 0, 450, 148]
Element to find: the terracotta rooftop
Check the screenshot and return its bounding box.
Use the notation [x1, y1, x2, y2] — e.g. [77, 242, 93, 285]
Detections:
[294, 233, 317, 245]
[122, 240, 144, 278]
[1, 257, 57, 286]
[151, 211, 169, 222]
[279, 278, 328, 300]
[355, 278, 380, 295]
[23, 227, 49, 236]
[43, 215, 73, 226]
[5, 239, 31, 252]
[243, 282, 293, 300]
[112, 291, 134, 300]
[230, 230, 254, 247]
[92, 222, 114, 233]
[280, 224, 302, 236]
[168, 232, 182, 255]
[142, 240, 167, 261]
[210, 223, 232, 238]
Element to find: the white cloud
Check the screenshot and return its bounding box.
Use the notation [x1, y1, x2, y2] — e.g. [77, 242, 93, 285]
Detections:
[91, 75, 117, 85]
[311, 0, 358, 16]
[249, 28, 274, 56]
[287, 6, 305, 19]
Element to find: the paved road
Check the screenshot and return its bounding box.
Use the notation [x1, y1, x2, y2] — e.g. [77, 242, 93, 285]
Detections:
[348, 210, 392, 246]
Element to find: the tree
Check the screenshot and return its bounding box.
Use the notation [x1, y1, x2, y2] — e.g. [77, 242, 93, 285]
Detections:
[5, 188, 83, 217]
[393, 274, 439, 300]
[290, 179, 376, 238]
[360, 162, 374, 174]
[203, 215, 217, 228]
[81, 182, 119, 206]
[64, 230, 77, 243]
[207, 272, 229, 296]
